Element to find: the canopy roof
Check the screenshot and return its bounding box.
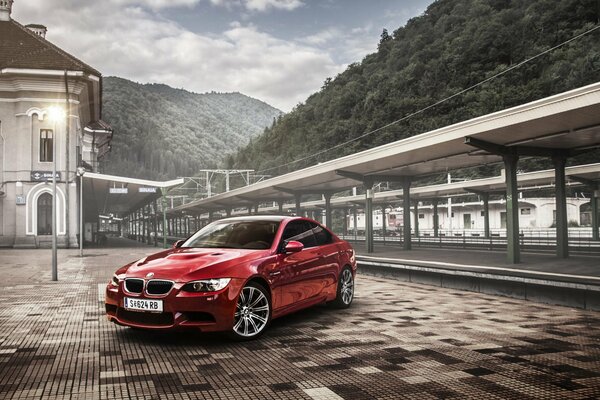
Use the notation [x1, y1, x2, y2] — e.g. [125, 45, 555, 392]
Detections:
[171, 82, 600, 215]
[82, 173, 183, 218]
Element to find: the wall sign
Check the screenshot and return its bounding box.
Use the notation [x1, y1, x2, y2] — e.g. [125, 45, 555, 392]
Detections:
[109, 187, 128, 194]
[16, 195, 26, 205]
[139, 187, 157, 193]
[31, 171, 61, 181]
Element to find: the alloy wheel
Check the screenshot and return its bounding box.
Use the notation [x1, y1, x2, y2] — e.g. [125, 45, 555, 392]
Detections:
[341, 269, 354, 305]
[233, 285, 270, 337]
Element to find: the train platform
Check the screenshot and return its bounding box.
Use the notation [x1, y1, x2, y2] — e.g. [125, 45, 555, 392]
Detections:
[1, 247, 600, 399]
[351, 244, 600, 311]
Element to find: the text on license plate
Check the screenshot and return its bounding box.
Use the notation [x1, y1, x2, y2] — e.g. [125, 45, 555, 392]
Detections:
[124, 297, 163, 312]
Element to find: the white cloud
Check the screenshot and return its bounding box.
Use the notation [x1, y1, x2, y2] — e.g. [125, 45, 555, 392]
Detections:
[209, 0, 303, 12]
[113, 0, 201, 10]
[12, 0, 339, 111]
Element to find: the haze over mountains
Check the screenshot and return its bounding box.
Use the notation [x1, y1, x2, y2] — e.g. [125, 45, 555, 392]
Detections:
[100, 77, 282, 180]
[226, 0, 600, 179]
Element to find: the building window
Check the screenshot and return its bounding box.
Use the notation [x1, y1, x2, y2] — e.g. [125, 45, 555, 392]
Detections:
[40, 129, 53, 162]
[521, 208, 531, 215]
[418, 213, 425, 219]
[481, 211, 485, 216]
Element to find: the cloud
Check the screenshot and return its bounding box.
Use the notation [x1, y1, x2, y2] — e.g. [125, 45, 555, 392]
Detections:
[113, 0, 201, 10]
[209, 0, 303, 12]
[12, 0, 336, 111]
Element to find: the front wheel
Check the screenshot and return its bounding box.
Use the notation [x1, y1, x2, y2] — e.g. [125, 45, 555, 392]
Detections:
[229, 281, 271, 340]
[331, 267, 354, 309]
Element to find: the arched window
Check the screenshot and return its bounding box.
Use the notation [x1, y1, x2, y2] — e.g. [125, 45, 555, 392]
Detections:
[37, 193, 53, 235]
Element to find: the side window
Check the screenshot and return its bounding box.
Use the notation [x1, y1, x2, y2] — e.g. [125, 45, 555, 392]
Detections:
[310, 222, 333, 246]
[281, 221, 317, 248]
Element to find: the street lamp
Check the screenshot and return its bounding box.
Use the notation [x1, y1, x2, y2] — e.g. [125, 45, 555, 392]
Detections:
[77, 167, 86, 257]
[48, 106, 66, 281]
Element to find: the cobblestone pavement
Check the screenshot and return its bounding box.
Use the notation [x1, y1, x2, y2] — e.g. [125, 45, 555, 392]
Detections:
[1, 247, 600, 400]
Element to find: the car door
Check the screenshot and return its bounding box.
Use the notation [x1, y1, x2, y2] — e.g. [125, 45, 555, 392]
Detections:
[275, 220, 323, 309]
[308, 222, 340, 298]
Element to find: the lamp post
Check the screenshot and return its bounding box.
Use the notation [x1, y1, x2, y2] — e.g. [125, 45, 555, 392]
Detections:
[77, 167, 86, 257]
[48, 106, 65, 281]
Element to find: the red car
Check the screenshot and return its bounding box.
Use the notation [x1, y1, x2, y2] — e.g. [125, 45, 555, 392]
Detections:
[105, 216, 356, 339]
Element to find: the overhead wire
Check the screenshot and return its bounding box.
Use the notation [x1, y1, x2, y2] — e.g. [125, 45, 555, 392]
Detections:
[256, 23, 600, 175]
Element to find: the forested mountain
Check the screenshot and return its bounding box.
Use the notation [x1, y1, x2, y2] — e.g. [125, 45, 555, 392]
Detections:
[100, 77, 282, 180]
[227, 0, 600, 180]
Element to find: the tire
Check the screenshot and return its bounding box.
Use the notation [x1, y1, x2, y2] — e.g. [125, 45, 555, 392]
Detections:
[228, 281, 271, 340]
[331, 267, 354, 309]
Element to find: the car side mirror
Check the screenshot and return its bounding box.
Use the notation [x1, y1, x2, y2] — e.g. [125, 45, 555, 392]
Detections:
[173, 240, 185, 248]
[284, 240, 303, 253]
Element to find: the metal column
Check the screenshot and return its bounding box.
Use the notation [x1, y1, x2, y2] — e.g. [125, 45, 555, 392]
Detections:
[365, 185, 374, 253]
[432, 199, 439, 238]
[295, 194, 302, 217]
[342, 208, 348, 237]
[353, 207, 358, 240]
[381, 206, 386, 241]
[504, 154, 521, 264]
[278, 200, 284, 214]
[413, 202, 419, 238]
[553, 154, 569, 258]
[402, 179, 412, 251]
[592, 193, 599, 241]
[324, 194, 332, 228]
[482, 193, 490, 239]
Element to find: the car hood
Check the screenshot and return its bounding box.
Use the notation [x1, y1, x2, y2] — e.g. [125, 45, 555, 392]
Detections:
[123, 247, 268, 282]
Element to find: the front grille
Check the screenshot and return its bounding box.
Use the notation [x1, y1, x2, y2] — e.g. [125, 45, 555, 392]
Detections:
[146, 280, 173, 295]
[124, 278, 144, 293]
[117, 308, 174, 326]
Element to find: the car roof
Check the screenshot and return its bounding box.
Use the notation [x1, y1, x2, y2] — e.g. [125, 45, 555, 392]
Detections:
[216, 215, 294, 223]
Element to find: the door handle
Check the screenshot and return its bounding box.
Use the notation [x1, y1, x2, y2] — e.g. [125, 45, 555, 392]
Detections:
[269, 271, 281, 276]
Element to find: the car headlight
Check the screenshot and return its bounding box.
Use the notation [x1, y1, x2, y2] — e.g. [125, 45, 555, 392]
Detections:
[182, 278, 231, 292]
[110, 274, 120, 287]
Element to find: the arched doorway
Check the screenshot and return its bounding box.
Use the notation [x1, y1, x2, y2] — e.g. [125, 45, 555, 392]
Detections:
[37, 192, 52, 235]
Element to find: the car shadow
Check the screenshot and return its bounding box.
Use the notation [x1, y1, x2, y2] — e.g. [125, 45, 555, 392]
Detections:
[113, 302, 345, 347]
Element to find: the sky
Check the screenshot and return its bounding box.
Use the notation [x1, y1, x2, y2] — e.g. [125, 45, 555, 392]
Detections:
[13, 0, 434, 111]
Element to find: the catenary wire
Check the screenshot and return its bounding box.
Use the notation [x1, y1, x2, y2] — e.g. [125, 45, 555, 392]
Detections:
[256, 23, 600, 175]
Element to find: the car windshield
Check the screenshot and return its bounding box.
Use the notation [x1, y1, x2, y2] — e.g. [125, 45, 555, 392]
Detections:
[182, 220, 280, 250]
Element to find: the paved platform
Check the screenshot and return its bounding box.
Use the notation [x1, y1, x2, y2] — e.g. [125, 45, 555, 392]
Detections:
[1, 247, 600, 399]
[352, 244, 600, 281]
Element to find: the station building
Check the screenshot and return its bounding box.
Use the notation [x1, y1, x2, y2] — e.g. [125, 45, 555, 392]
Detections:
[0, 0, 112, 248]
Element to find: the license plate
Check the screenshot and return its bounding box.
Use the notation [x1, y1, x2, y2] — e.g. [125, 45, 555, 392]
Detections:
[124, 297, 163, 312]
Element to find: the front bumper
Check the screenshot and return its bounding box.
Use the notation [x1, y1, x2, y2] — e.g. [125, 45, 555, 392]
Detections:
[105, 278, 244, 332]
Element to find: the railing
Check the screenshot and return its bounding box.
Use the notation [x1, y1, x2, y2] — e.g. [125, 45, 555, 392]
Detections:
[340, 228, 600, 253]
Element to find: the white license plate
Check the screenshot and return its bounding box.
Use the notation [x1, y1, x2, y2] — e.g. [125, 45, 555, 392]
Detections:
[124, 297, 163, 312]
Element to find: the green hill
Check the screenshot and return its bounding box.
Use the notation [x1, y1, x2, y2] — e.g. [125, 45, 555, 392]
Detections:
[226, 0, 600, 180]
[100, 77, 282, 180]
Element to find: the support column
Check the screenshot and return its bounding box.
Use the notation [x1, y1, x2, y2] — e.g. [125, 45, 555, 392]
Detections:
[482, 193, 490, 239]
[504, 154, 520, 264]
[365, 185, 374, 253]
[254, 204, 259, 214]
[295, 194, 302, 217]
[592, 193, 599, 241]
[342, 208, 348, 237]
[553, 154, 569, 258]
[208, 211, 214, 223]
[324, 194, 332, 228]
[226, 208, 232, 217]
[402, 179, 412, 250]
[381, 206, 387, 239]
[432, 199, 439, 238]
[278, 200, 284, 214]
[153, 200, 158, 247]
[248, 206, 252, 215]
[413, 201, 419, 238]
[353, 207, 358, 239]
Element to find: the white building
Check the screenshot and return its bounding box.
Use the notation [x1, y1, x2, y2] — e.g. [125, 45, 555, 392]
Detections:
[0, 0, 112, 248]
[347, 197, 591, 233]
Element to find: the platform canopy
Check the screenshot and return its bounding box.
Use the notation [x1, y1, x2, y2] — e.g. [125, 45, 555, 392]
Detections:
[82, 172, 183, 219]
[171, 82, 600, 215]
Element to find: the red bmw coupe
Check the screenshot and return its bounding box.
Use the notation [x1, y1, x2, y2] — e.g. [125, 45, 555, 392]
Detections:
[105, 216, 356, 339]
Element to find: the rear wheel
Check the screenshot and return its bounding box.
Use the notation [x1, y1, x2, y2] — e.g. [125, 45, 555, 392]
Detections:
[229, 281, 271, 340]
[331, 267, 354, 308]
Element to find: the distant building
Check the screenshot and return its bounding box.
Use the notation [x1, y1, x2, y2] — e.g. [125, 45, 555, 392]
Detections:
[347, 197, 591, 233]
[0, 0, 112, 248]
